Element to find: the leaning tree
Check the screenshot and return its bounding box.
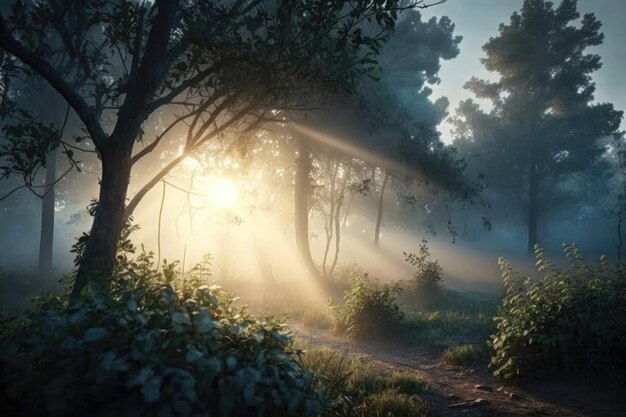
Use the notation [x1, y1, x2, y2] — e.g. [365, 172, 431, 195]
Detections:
[0, 0, 449, 298]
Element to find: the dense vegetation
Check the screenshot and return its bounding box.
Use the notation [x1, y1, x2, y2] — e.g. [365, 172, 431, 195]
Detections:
[490, 244, 626, 380]
[1, 255, 330, 417]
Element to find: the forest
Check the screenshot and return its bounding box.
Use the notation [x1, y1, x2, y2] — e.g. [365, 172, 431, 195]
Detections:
[0, 0, 625, 416]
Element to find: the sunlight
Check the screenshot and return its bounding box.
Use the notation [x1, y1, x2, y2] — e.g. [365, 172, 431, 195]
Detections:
[183, 156, 202, 170]
[209, 178, 239, 209]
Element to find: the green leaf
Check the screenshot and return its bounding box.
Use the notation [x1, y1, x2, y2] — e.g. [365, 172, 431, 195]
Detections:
[83, 327, 108, 342]
[186, 347, 203, 363]
[141, 375, 162, 403]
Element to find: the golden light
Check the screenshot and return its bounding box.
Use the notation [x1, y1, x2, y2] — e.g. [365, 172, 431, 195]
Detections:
[209, 178, 239, 209]
[183, 156, 202, 170]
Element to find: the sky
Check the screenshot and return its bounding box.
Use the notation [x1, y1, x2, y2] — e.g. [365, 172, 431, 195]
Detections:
[420, 0, 626, 143]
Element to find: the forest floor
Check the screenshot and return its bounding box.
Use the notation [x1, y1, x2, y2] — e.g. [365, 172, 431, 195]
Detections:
[290, 322, 626, 417]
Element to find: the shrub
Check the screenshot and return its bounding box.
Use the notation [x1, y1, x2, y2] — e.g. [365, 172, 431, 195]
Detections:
[0, 251, 329, 417]
[440, 344, 486, 368]
[330, 274, 403, 340]
[402, 240, 444, 309]
[489, 244, 626, 381]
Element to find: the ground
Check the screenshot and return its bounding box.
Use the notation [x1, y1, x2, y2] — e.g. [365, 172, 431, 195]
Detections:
[291, 322, 626, 417]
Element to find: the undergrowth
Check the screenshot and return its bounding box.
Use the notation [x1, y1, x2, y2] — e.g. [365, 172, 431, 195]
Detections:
[300, 348, 429, 417]
[0, 250, 331, 417]
[490, 244, 626, 381]
[440, 344, 486, 368]
[330, 274, 404, 340]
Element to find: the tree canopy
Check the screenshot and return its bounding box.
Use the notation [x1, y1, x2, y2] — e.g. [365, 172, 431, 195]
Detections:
[451, 0, 623, 252]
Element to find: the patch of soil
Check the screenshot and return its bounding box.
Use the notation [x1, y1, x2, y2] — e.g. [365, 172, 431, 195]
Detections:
[291, 323, 626, 417]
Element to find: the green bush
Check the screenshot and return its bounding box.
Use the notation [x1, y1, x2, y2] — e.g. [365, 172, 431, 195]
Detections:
[0, 251, 329, 417]
[330, 274, 403, 340]
[401, 240, 444, 309]
[490, 244, 626, 381]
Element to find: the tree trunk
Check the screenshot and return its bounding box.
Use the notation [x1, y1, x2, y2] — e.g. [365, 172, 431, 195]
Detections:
[38, 145, 58, 281]
[374, 170, 389, 247]
[294, 136, 322, 279]
[341, 191, 353, 229]
[616, 208, 623, 264]
[71, 141, 133, 299]
[329, 169, 349, 277]
[527, 163, 539, 254]
[322, 160, 338, 275]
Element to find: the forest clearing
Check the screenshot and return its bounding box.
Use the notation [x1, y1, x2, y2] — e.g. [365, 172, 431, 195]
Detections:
[1, 1, 625, 416]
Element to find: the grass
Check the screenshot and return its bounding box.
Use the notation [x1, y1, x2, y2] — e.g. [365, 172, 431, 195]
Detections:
[299, 347, 429, 417]
[439, 344, 487, 368]
[246, 296, 334, 329]
[403, 309, 494, 346]
[275, 288, 498, 346]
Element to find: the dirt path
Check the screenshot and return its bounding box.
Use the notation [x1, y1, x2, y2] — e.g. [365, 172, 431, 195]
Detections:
[291, 323, 626, 417]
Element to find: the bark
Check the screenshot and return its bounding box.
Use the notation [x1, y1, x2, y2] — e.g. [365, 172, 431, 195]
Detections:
[70, 141, 133, 299]
[294, 136, 322, 279]
[374, 170, 389, 247]
[527, 162, 539, 254]
[38, 145, 58, 281]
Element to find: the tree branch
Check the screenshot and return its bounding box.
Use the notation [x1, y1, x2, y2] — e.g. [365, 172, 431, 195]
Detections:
[146, 67, 217, 114]
[0, 13, 107, 148]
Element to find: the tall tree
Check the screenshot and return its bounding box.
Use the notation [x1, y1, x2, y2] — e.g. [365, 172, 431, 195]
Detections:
[292, 8, 467, 267]
[0, 0, 429, 298]
[451, 0, 623, 252]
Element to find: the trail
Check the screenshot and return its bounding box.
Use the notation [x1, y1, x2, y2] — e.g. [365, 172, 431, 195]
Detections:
[291, 323, 626, 417]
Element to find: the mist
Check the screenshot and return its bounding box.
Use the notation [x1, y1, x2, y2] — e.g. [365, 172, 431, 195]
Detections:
[1, 1, 626, 416]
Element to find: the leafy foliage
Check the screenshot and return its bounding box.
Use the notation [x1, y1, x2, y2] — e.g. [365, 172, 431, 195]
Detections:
[0, 254, 331, 417]
[330, 274, 403, 340]
[451, 0, 623, 250]
[401, 240, 444, 308]
[490, 244, 626, 380]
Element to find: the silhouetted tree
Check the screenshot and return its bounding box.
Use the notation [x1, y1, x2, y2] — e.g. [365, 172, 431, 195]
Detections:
[451, 0, 623, 253]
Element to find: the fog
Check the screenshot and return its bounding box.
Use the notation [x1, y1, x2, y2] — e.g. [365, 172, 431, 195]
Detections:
[1, 0, 624, 307]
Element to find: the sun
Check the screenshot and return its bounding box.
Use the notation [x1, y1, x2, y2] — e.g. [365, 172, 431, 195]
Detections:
[209, 178, 239, 209]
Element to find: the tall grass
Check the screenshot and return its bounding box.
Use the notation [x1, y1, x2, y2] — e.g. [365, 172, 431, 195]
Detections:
[300, 347, 429, 417]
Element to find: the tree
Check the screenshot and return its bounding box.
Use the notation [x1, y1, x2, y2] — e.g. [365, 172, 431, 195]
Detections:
[0, 0, 431, 298]
[451, 0, 623, 253]
[0, 46, 85, 279]
[608, 133, 626, 263]
[291, 8, 468, 269]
